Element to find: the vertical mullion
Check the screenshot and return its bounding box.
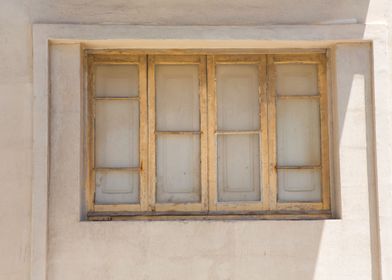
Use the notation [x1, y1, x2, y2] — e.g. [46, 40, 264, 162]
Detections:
[267, 55, 278, 210]
[199, 56, 208, 210]
[259, 55, 269, 210]
[147, 55, 156, 211]
[139, 55, 148, 211]
[207, 55, 218, 211]
[318, 55, 331, 210]
[87, 57, 96, 212]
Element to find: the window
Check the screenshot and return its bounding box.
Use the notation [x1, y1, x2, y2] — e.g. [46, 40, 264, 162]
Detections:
[86, 51, 330, 219]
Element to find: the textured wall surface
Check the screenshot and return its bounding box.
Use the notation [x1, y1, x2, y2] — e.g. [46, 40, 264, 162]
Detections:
[0, 0, 391, 280]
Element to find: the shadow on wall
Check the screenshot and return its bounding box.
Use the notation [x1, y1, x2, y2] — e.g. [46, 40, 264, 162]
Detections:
[333, 43, 380, 280]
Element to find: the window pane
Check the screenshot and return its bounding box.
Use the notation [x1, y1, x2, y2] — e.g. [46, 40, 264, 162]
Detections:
[278, 169, 321, 202]
[276, 64, 318, 96]
[217, 134, 261, 202]
[156, 65, 199, 131]
[157, 135, 200, 203]
[96, 65, 139, 97]
[95, 100, 139, 168]
[95, 171, 139, 204]
[216, 64, 260, 130]
[277, 99, 320, 166]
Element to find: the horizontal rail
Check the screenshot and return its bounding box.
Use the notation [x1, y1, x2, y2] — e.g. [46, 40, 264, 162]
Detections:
[95, 96, 139, 101]
[94, 167, 141, 172]
[156, 131, 201, 135]
[216, 130, 260, 135]
[276, 165, 321, 170]
[277, 95, 320, 99]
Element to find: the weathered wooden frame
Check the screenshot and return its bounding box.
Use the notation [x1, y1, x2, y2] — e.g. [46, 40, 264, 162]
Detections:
[207, 55, 269, 211]
[267, 53, 330, 211]
[86, 51, 331, 215]
[87, 54, 148, 212]
[147, 55, 208, 212]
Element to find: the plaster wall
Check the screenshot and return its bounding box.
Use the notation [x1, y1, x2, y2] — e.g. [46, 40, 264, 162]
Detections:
[0, 1, 391, 280]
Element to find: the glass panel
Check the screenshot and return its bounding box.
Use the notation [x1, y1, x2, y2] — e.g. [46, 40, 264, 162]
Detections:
[277, 99, 320, 166]
[95, 65, 139, 97]
[216, 64, 260, 130]
[217, 134, 261, 202]
[157, 135, 200, 203]
[95, 171, 139, 204]
[278, 169, 321, 202]
[276, 64, 318, 96]
[156, 65, 199, 131]
[95, 100, 139, 168]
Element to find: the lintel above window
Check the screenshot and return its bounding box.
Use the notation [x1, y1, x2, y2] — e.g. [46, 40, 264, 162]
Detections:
[86, 50, 331, 220]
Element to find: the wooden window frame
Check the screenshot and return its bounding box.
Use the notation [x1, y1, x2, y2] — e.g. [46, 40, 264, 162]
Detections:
[267, 54, 330, 212]
[207, 55, 269, 212]
[86, 50, 331, 220]
[87, 54, 148, 213]
[147, 55, 208, 213]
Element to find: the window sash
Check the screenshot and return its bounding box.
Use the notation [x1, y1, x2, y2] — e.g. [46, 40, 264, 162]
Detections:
[147, 55, 208, 212]
[87, 54, 148, 212]
[207, 55, 269, 211]
[267, 54, 330, 211]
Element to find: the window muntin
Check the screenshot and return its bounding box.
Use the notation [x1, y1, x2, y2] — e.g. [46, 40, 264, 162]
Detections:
[87, 52, 330, 217]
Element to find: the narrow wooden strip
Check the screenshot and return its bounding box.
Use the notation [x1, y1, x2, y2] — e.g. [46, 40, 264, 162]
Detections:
[147, 55, 157, 211]
[86, 49, 327, 56]
[259, 55, 270, 210]
[267, 56, 278, 210]
[318, 54, 331, 211]
[276, 165, 321, 170]
[154, 202, 204, 212]
[152, 55, 202, 64]
[199, 55, 209, 211]
[156, 131, 201, 135]
[276, 202, 324, 211]
[207, 55, 218, 211]
[87, 54, 95, 212]
[139, 55, 149, 211]
[272, 53, 323, 64]
[215, 130, 260, 135]
[277, 95, 320, 99]
[95, 96, 139, 101]
[88, 212, 332, 221]
[90, 54, 141, 63]
[94, 167, 141, 172]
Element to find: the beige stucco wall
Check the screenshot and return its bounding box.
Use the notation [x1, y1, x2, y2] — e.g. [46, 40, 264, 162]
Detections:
[1, 1, 392, 280]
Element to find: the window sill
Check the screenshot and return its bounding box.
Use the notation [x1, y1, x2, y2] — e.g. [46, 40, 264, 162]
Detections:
[87, 211, 332, 221]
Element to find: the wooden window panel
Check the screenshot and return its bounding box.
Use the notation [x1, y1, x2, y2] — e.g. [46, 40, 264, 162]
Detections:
[148, 55, 208, 212]
[267, 54, 330, 211]
[207, 55, 269, 212]
[87, 54, 148, 212]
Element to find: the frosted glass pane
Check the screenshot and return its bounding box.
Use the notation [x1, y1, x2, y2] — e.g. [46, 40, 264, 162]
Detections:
[278, 169, 321, 202]
[96, 65, 138, 97]
[157, 135, 200, 203]
[95, 172, 139, 204]
[95, 100, 139, 168]
[217, 134, 261, 202]
[277, 99, 320, 166]
[276, 64, 318, 96]
[217, 65, 260, 130]
[156, 65, 199, 131]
